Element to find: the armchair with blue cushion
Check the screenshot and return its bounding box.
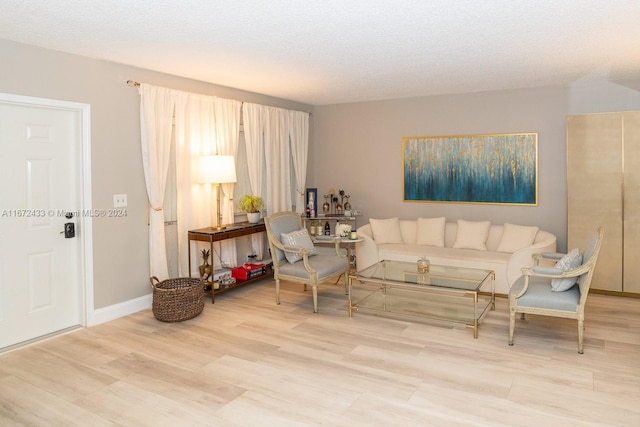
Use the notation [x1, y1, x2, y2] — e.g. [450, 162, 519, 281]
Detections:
[265, 211, 349, 313]
[508, 227, 604, 353]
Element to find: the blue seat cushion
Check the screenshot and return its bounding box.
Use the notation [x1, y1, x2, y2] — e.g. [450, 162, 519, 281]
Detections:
[277, 246, 347, 280]
[510, 275, 580, 311]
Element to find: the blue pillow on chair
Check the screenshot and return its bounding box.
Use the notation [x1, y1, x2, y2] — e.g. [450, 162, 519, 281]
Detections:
[551, 248, 582, 292]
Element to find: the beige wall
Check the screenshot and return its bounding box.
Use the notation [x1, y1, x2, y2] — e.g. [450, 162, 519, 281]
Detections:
[2, 37, 640, 310]
[0, 39, 312, 309]
[311, 84, 640, 253]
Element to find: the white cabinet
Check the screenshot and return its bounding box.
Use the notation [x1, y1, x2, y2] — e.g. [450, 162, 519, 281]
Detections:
[567, 111, 640, 293]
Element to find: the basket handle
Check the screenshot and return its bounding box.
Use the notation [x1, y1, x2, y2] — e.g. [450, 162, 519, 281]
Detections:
[150, 276, 160, 289]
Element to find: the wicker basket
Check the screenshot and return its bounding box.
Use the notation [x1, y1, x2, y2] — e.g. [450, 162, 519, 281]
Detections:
[150, 276, 205, 322]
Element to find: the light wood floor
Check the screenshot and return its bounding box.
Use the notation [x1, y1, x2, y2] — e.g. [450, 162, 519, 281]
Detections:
[1, 279, 639, 426]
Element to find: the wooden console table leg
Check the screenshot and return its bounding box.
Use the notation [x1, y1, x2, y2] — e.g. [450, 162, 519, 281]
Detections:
[210, 241, 215, 304]
[188, 239, 192, 278]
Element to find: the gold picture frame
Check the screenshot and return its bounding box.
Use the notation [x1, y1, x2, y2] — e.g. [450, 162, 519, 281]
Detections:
[402, 132, 538, 205]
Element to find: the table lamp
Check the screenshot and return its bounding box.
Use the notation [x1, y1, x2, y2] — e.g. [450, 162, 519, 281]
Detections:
[199, 155, 237, 230]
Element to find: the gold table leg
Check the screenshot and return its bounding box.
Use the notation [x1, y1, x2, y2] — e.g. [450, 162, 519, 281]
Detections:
[348, 272, 355, 317]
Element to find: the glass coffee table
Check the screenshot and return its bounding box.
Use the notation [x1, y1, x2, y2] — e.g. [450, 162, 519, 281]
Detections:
[348, 260, 495, 338]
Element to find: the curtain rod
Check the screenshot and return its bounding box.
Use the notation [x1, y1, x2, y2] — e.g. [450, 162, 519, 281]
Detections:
[126, 79, 311, 116]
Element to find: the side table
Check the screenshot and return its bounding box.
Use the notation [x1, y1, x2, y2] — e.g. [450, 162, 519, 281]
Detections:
[188, 221, 271, 303]
[312, 236, 363, 293]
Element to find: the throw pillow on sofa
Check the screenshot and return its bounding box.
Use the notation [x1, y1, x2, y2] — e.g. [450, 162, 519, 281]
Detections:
[281, 229, 317, 264]
[453, 219, 491, 250]
[416, 216, 446, 247]
[496, 222, 539, 253]
[370, 217, 403, 244]
[551, 248, 582, 292]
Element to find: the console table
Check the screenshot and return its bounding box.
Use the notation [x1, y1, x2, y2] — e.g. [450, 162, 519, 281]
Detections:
[188, 221, 271, 303]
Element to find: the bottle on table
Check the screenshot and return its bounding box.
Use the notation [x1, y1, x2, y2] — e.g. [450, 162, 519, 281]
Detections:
[324, 221, 330, 236]
[308, 193, 315, 218]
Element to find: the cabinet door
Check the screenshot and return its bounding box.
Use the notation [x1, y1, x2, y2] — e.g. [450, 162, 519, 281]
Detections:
[567, 113, 623, 291]
[623, 112, 640, 293]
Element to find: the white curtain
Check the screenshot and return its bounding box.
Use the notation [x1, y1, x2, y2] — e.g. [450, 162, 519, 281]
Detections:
[175, 92, 216, 276]
[242, 102, 266, 259]
[140, 85, 309, 274]
[214, 97, 242, 268]
[289, 110, 310, 215]
[264, 106, 292, 213]
[139, 84, 175, 280]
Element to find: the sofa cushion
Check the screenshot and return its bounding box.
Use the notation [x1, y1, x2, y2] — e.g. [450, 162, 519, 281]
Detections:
[496, 222, 539, 253]
[399, 220, 418, 244]
[416, 217, 446, 247]
[370, 217, 403, 244]
[379, 244, 509, 264]
[281, 229, 317, 264]
[551, 248, 582, 292]
[453, 220, 491, 250]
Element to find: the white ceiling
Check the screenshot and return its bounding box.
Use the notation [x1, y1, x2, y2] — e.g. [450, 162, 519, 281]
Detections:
[1, 0, 639, 105]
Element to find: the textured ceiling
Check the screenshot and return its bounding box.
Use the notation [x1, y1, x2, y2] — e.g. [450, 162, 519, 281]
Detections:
[1, 0, 639, 105]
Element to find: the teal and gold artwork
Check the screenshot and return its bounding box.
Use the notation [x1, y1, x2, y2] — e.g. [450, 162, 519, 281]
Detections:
[402, 133, 538, 205]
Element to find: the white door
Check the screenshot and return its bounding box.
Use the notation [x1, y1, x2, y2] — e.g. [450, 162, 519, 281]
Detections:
[0, 95, 90, 349]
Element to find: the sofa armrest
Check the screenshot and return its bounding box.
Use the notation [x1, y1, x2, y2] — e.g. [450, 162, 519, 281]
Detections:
[506, 232, 557, 288]
[355, 224, 379, 271]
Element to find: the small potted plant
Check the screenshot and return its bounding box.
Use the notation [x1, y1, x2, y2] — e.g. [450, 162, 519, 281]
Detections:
[238, 195, 264, 223]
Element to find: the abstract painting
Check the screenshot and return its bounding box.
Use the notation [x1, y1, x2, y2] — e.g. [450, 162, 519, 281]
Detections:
[402, 133, 538, 205]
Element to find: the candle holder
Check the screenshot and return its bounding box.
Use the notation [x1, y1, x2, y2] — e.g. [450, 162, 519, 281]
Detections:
[417, 256, 430, 273]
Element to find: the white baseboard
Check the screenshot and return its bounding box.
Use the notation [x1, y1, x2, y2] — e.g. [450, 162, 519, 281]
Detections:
[91, 294, 152, 326]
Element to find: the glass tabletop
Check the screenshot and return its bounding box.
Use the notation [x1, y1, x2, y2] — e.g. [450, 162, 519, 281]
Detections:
[356, 259, 492, 292]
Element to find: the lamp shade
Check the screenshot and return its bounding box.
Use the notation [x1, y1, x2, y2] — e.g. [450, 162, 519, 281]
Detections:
[199, 155, 237, 184]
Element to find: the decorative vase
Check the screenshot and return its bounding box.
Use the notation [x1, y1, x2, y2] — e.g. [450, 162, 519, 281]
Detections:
[247, 212, 261, 223]
[199, 249, 212, 280]
[323, 195, 330, 213]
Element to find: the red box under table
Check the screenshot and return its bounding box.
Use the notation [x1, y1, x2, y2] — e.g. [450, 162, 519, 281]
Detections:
[231, 263, 266, 281]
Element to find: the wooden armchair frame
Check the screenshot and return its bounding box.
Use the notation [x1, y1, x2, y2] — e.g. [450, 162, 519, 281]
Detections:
[264, 211, 349, 313]
[508, 227, 604, 353]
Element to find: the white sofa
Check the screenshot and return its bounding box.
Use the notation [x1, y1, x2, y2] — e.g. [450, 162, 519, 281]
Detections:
[355, 218, 557, 295]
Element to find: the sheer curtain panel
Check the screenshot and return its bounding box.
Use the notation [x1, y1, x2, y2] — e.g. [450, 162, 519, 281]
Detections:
[242, 102, 267, 259]
[174, 92, 216, 276]
[214, 97, 242, 268]
[289, 110, 310, 215]
[264, 106, 292, 213]
[139, 84, 175, 279]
